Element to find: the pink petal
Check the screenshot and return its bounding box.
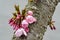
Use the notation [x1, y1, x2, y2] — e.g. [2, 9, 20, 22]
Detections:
[15, 28, 23, 37]
[26, 15, 36, 24]
[15, 28, 27, 37]
[25, 27, 29, 32]
[27, 11, 33, 16]
[14, 26, 19, 31]
[22, 28, 27, 36]
[14, 24, 22, 31]
[21, 20, 29, 28]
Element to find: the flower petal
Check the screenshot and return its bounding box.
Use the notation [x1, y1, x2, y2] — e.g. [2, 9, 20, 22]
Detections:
[22, 28, 27, 36]
[15, 28, 23, 37]
[25, 27, 29, 32]
[22, 20, 29, 28]
[26, 15, 36, 24]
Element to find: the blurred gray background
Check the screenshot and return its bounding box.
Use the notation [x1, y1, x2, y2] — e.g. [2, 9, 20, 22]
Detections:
[0, 0, 60, 40]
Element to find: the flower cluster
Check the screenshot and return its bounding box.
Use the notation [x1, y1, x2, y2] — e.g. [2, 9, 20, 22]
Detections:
[9, 5, 36, 37]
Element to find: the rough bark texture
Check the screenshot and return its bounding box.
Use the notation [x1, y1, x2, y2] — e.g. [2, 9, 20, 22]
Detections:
[58, 0, 60, 2]
[12, 0, 59, 40]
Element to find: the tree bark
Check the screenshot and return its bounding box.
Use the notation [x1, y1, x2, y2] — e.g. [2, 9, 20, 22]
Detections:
[12, 0, 59, 40]
[58, 0, 60, 2]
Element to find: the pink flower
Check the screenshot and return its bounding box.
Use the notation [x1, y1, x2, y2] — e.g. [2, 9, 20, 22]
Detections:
[26, 15, 36, 24]
[21, 20, 29, 28]
[15, 28, 27, 37]
[21, 20, 29, 32]
[27, 11, 33, 16]
[9, 10, 37, 37]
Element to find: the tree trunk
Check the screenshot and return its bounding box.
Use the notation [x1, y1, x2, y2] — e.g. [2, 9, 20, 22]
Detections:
[58, 0, 60, 2]
[12, 0, 59, 40]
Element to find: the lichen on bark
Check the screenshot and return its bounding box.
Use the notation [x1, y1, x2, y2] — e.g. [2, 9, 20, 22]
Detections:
[12, 0, 59, 40]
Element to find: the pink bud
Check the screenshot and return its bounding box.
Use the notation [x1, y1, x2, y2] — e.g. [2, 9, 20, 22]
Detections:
[27, 11, 33, 16]
[10, 21, 15, 26]
[9, 18, 13, 24]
